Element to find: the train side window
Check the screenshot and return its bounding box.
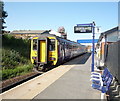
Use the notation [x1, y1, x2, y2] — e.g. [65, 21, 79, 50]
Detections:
[49, 39, 55, 51]
[33, 39, 37, 50]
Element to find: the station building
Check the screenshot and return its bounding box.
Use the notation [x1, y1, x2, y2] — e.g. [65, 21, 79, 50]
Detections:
[11, 29, 67, 39]
[10, 30, 48, 39]
[96, 26, 119, 62]
[96, 26, 120, 82]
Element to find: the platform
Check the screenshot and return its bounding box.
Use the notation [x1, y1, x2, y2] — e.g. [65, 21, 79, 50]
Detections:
[1, 53, 101, 100]
[34, 53, 101, 99]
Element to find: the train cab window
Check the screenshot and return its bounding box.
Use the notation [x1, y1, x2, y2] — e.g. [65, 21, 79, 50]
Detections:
[49, 39, 55, 51]
[33, 39, 37, 50]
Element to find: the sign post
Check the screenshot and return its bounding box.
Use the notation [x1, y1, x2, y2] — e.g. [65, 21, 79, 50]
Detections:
[91, 22, 95, 72]
[74, 22, 95, 72]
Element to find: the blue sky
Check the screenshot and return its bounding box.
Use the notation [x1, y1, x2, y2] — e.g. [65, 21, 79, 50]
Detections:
[4, 2, 118, 41]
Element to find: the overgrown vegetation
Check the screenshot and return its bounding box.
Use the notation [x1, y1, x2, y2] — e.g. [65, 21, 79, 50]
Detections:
[2, 49, 28, 69]
[1, 34, 33, 80]
[2, 34, 30, 58]
[1, 64, 33, 80]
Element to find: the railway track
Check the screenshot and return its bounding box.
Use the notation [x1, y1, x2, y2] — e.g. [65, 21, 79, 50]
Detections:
[1, 72, 42, 93]
[1, 65, 56, 93]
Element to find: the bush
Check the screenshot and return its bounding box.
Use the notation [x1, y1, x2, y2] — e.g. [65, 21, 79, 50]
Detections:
[2, 49, 28, 69]
[2, 34, 33, 80]
[2, 64, 33, 80]
[2, 34, 31, 59]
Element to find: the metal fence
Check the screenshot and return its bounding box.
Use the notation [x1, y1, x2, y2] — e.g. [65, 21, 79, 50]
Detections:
[105, 40, 120, 82]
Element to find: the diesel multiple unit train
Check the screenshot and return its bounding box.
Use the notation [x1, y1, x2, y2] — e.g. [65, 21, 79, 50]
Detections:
[30, 34, 86, 71]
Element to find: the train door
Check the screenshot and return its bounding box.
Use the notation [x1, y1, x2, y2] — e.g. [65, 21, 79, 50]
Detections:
[59, 42, 64, 61]
[37, 37, 48, 64]
[60, 42, 65, 61]
[63, 42, 65, 60]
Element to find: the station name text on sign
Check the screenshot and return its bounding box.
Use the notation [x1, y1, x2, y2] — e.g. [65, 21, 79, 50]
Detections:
[74, 26, 92, 33]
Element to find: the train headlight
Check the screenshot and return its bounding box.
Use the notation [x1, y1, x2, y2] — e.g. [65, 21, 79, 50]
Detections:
[50, 57, 56, 61]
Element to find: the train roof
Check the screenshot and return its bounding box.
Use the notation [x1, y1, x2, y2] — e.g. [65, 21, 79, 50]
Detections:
[33, 33, 84, 46]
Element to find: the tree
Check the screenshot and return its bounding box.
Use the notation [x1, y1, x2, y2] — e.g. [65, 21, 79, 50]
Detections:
[0, 1, 8, 34]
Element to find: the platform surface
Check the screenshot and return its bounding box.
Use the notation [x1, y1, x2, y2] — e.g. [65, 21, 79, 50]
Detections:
[1, 53, 101, 100]
[34, 53, 101, 99]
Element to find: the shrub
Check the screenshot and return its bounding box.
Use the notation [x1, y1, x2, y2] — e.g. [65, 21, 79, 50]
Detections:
[2, 49, 29, 69]
[2, 34, 31, 59]
[2, 64, 33, 80]
[2, 34, 33, 80]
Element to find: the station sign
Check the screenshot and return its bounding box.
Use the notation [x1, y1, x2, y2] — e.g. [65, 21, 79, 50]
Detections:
[77, 39, 98, 43]
[74, 26, 92, 33]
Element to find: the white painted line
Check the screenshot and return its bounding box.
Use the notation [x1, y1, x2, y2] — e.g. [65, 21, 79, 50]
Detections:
[1, 64, 75, 99]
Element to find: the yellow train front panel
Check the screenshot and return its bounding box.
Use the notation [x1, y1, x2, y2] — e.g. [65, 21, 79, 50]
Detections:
[30, 35, 58, 66]
[30, 37, 38, 64]
[48, 37, 58, 65]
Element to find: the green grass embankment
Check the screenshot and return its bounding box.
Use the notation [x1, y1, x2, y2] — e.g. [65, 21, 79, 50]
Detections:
[1, 34, 33, 80]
